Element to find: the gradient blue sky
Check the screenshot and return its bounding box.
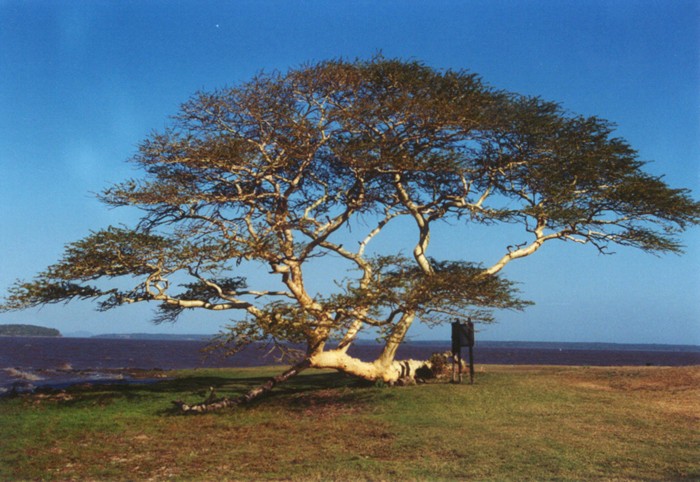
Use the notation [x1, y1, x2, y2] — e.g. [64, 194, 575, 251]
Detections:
[1, 0, 698, 344]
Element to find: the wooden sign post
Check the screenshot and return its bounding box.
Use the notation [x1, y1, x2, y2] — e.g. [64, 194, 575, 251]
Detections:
[451, 319, 475, 384]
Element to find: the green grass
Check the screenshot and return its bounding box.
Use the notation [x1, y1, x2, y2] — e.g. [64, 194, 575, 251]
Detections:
[1, 365, 698, 480]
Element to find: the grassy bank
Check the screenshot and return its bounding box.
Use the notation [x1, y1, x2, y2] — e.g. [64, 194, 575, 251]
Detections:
[1, 365, 698, 480]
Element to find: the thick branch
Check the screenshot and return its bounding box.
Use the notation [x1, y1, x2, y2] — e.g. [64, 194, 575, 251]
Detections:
[484, 218, 560, 275]
[393, 175, 434, 275]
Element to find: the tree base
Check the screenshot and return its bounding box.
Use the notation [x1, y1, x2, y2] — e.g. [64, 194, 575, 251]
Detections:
[169, 352, 456, 413]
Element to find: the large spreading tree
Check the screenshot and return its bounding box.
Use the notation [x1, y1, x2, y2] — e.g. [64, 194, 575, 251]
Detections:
[3, 57, 699, 410]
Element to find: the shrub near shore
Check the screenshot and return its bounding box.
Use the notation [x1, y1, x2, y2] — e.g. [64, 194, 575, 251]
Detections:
[0, 365, 698, 480]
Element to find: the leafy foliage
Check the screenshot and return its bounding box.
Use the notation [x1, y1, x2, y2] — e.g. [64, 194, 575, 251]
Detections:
[2, 56, 698, 372]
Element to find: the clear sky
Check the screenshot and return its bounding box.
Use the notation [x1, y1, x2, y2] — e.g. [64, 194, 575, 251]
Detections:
[1, 0, 698, 344]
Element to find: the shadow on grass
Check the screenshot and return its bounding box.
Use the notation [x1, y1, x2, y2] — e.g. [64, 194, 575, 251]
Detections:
[35, 369, 378, 415]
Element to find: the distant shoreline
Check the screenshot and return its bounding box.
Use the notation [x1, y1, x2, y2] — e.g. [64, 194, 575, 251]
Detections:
[65, 333, 700, 352]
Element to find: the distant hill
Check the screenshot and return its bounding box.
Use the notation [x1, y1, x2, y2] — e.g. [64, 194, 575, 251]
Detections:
[0, 324, 61, 337]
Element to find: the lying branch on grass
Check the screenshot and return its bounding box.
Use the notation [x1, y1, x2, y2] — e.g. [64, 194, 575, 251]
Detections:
[171, 360, 311, 413]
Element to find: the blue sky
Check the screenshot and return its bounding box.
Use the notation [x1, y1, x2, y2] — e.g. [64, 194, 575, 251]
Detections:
[1, 0, 698, 344]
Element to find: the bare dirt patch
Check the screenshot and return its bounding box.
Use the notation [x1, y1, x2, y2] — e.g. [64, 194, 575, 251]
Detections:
[564, 366, 699, 392]
[561, 366, 700, 421]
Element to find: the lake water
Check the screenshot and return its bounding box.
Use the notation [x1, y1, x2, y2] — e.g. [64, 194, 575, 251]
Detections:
[1, 336, 698, 394]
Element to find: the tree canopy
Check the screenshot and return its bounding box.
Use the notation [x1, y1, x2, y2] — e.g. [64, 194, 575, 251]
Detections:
[3, 57, 699, 397]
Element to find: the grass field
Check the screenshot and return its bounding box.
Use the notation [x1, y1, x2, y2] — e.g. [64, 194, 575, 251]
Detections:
[1, 364, 698, 480]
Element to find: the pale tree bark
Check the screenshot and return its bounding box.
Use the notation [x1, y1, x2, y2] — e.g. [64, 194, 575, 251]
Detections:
[309, 349, 429, 383]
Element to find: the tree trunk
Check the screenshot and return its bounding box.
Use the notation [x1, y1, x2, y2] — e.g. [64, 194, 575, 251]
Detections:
[308, 349, 429, 383]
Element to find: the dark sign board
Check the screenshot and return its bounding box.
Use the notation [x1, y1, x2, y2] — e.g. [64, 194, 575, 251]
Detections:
[451, 319, 475, 384]
[451, 320, 474, 352]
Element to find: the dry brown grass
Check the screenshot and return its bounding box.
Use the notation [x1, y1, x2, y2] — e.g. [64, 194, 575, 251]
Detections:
[569, 366, 700, 420]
